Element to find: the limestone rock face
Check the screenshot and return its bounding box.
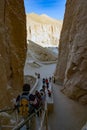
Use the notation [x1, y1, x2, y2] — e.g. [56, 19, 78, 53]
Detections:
[26, 13, 62, 47]
[0, 0, 26, 108]
[55, 0, 87, 104]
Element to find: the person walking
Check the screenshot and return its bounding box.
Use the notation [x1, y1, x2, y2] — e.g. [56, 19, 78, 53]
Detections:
[15, 84, 31, 130]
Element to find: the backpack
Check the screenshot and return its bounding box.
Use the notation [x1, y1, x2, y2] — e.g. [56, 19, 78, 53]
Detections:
[29, 94, 39, 108]
[18, 94, 29, 117]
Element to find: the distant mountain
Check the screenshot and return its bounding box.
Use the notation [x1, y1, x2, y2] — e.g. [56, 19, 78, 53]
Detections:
[27, 13, 62, 25]
[26, 13, 63, 47]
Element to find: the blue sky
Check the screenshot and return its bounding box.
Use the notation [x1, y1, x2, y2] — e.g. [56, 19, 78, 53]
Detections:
[24, 0, 66, 20]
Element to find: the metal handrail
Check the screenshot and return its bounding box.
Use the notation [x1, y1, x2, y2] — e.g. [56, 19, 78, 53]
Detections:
[0, 101, 48, 130]
[39, 101, 48, 130]
[12, 107, 42, 130]
[0, 77, 39, 130]
[0, 107, 14, 113]
[0, 78, 51, 130]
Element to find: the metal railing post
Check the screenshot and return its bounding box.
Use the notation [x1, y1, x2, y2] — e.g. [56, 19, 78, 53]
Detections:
[0, 122, 2, 130]
[12, 107, 41, 130]
[45, 101, 48, 130]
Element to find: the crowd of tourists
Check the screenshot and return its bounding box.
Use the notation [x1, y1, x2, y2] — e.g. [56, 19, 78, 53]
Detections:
[14, 84, 46, 117]
[14, 75, 54, 118]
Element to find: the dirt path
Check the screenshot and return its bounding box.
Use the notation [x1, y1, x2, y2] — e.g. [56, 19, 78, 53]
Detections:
[48, 83, 87, 130]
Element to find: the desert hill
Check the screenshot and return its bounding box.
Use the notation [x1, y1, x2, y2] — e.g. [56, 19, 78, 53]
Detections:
[27, 40, 57, 62]
[27, 13, 62, 25]
[26, 13, 62, 47]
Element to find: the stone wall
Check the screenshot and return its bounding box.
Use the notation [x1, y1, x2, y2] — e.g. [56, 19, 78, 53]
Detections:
[55, 0, 87, 104]
[0, 0, 26, 108]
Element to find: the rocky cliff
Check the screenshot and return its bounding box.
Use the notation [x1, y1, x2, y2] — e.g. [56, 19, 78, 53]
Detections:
[26, 13, 62, 47]
[0, 0, 26, 108]
[55, 0, 87, 104]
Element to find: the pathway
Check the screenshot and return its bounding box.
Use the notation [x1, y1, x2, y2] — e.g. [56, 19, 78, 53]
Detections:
[48, 83, 87, 130]
[24, 59, 87, 130]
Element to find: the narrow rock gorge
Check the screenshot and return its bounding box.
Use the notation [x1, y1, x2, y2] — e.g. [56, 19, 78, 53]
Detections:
[0, 0, 26, 108]
[26, 13, 62, 47]
[55, 0, 87, 104]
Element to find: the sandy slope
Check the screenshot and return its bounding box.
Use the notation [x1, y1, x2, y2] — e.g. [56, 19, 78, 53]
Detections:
[27, 40, 58, 62]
